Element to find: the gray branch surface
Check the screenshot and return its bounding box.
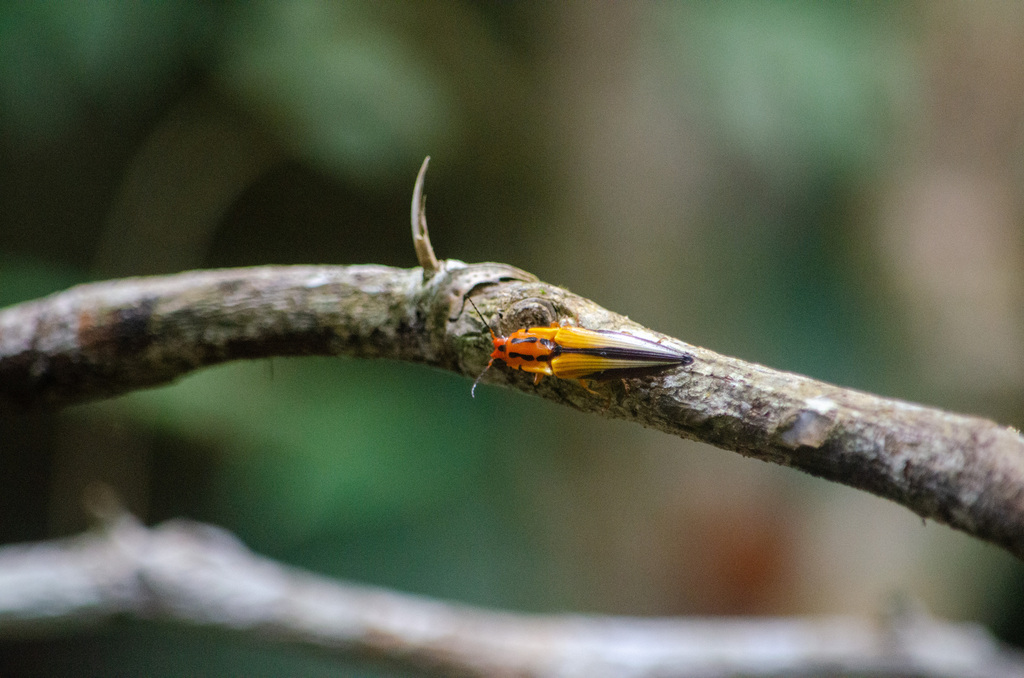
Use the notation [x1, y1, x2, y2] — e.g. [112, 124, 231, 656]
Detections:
[0, 514, 1021, 678]
[1, 261, 1024, 559]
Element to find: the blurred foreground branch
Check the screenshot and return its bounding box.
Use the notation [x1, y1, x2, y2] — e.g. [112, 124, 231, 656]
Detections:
[0, 513, 1020, 678]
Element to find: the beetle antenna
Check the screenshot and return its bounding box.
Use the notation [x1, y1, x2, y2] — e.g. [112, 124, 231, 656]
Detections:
[466, 297, 495, 338]
[471, 365, 492, 398]
[466, 297, 496, 398]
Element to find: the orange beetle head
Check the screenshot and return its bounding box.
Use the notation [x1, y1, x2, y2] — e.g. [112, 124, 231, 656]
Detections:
[490, 338, 507, 362]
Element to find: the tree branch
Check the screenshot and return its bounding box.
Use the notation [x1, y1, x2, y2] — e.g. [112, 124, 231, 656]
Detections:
[2, 259, 1024, 560]
[4, 159, 1024, 672]
[1, 514, 1020, 678]
[0, 260, 532, 408]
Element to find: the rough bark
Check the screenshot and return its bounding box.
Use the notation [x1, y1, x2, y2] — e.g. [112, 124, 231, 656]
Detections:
[1, 260, 1024, 560]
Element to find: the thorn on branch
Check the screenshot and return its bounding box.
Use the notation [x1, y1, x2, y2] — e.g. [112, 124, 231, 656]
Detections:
[411, 156, 440, 278]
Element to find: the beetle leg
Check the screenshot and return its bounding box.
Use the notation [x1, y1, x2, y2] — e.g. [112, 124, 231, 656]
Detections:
[577, 380, 614, 409]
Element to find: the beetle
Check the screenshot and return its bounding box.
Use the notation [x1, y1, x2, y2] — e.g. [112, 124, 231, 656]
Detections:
[467, 298, 694, 397]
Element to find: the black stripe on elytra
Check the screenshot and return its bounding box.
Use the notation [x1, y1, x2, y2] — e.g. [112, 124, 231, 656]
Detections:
[557, 346, 693, 364]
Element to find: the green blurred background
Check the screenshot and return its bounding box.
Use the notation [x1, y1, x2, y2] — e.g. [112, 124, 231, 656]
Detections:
[3, 1, 1024, 675]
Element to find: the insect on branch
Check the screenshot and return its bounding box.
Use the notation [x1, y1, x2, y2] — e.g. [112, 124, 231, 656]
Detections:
[1, 160, 1023, 564]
